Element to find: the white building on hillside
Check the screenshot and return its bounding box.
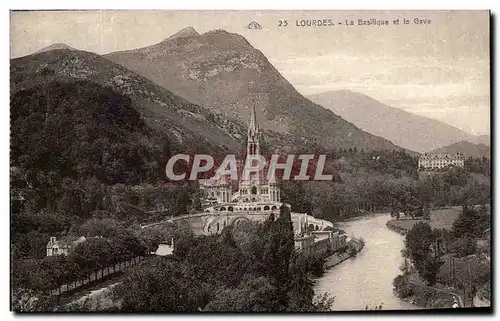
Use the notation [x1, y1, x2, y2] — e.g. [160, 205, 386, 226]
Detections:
[46, 236, 86, 256]
[418, 153, 465, 171]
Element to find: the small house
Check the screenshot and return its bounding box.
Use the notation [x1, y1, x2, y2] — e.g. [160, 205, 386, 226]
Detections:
[46, 236, 87, 256]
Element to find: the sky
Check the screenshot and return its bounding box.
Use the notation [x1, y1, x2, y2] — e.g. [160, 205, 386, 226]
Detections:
[10, 10, 490, 136]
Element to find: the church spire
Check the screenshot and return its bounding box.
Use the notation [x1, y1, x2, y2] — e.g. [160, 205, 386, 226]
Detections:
[247, 104, 259, 150]
[248, 104, 258, 138]
[246, 103, 262, 184]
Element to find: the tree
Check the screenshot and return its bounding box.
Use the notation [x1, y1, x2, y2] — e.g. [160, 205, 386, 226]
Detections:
[423, 204, 431, 221]
[450, 237, 477, 257]
[115, 257, 205, 312]
[70, 238, 116, 276]
[261, 206, 295, 307]
[393, 274, 413, 298]
[400, 248, 410, 274]
[452, 205, 481, 239]
[11, 230, 50, 259]
[78, 218, 124, 238]
[405, 222, 439, 285]
[137, 227, 164, 253]
[203, 277, 281, 312]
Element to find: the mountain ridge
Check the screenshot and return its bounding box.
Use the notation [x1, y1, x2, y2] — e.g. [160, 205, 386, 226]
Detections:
[34, 43, 76, 54]
[307, 90, 487, 153]
[430, 141, 490, 158]
[104, 28, 406, 152]
[163, 26, 200, 42]
[10, 48, 248, 155]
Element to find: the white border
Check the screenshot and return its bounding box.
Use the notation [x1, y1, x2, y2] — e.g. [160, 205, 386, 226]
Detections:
[2, 1, 498, 321]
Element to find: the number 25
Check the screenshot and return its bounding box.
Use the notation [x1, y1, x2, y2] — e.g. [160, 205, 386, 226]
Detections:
[278, 20, 288, 27]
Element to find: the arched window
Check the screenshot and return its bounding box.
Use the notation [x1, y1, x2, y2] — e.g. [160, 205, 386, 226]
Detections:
[251, 186, 257, 195]
[264, 205, 270, 211]
[217, 222, 220, 232]
[271, 206, 277, 210]
[228, 206, 234, 212]
[315, 225, 319, 231]
[220, 207, 226, 211]
[252, 197, 256, 202]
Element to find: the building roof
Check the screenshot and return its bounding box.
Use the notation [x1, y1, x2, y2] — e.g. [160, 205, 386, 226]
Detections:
[46, 236, 86, 249]
[199, 177, 230, 187]
[419, 153, 465, 160]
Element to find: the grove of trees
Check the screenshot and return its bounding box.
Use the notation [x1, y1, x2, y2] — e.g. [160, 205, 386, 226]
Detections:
[114, 208, 334, 312]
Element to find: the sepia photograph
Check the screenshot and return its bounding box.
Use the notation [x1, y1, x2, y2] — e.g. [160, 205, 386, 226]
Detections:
[9, 9, 491, 312]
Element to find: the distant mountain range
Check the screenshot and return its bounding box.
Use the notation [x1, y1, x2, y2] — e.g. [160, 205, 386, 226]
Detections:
[103, 27, 403, 152]
[473, 134, 491, 146]
[430, 141, 490, 158]
[20, 28, 488, 156]
[308, 90, 489, 153]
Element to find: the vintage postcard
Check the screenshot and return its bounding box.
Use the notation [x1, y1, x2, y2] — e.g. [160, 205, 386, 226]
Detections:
[10, 10, 491, 312]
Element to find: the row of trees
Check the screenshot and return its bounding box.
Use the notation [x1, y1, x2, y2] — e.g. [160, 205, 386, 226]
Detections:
[12, 230, 146, 295]
[12, 217, 199, 311]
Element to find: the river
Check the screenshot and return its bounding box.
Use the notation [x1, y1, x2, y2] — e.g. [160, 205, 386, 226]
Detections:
[314, 213, 420, 311]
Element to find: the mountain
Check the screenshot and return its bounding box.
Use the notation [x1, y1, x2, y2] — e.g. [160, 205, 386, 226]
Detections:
[34, 43, 76, 54]
[473, 134, 490, 146]
[430, 141, 490, 158]
[11, 79, 165, 185]
[104, 28, 403, 152]
[11, 49, 248, 156]
[165, 26, 200, 41]
[307, 90, 485, 153]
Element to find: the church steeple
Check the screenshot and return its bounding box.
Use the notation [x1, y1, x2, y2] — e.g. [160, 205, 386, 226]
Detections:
[247, 105, 260, 156]
[248, 105, 258, 139]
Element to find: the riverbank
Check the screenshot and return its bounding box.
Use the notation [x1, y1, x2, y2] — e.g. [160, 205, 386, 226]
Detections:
[314, 214, 419, 310]
[323, 238, 365, 270]
[385, 206, 462, 235]
[386, 219, 411, 235]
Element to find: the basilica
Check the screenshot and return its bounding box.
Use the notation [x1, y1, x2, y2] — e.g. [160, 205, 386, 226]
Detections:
[198, 106, 284, 214]
[196, 107, 346, 255]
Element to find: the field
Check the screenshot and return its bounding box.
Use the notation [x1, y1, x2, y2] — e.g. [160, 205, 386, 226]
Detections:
[386, 206, 462, 233]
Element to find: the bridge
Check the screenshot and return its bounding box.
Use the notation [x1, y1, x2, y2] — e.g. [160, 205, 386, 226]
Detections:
[140, 210, 334, 236]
